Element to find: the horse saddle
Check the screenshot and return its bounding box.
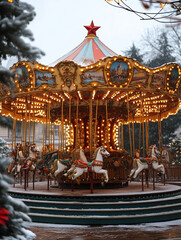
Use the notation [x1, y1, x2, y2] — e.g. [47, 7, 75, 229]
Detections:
[137, 157, 151, 165]
[60, 157, 72, 166]
[75, 160, 89, 169]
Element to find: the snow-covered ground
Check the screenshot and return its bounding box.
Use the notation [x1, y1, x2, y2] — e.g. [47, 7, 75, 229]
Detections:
[28, 219, 181, 230]
[26, 220, 181, 240]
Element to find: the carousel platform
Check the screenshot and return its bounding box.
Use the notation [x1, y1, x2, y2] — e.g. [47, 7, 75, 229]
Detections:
[9, 181, 181, 225]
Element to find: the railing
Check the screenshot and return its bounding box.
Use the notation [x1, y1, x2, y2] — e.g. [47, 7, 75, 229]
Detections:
[167, 164, 181, 180]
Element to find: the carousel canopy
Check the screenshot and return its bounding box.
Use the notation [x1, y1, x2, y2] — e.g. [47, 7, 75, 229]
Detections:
[50, 21, 118, 67]
[0, 21, 180, 128]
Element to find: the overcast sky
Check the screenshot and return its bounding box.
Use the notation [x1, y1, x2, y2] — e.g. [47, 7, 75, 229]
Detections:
[24, 0, 160, 65]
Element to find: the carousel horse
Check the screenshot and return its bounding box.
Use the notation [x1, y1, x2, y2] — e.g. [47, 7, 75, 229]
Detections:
[10, 143, 38, 181]
[24, 143, 39, 182]
[161, 146, 170, 178]
[37, 150, 58, 171]
[49, 148, 87, 179]
[63, 148, 88, 178]
[128, 145, 165, 180]
[28, 144, 37, 160]
[9, 144, 26, 178]
[26, 144, 37, 171]
[8, 159, 15, 174]
[70, 146, 110, 183]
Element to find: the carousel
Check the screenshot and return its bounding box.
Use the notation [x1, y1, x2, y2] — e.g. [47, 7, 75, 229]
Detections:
[1, 21, 181, 225]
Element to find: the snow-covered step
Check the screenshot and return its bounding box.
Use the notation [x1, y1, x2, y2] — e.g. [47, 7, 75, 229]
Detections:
[9, 184, 181, 224]
[28, 202, 181, 216]
[28, 209, 181, 225]
[19, 195, 181, 209]
[9, 185, 181, 202]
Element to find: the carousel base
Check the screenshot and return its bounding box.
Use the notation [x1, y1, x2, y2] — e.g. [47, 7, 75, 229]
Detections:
[9, 181, 181, 225]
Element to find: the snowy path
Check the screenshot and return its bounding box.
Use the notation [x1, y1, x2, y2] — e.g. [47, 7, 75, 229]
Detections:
[28, 220, 181, 240]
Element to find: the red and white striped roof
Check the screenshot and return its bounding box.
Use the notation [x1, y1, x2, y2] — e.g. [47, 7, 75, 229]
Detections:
[51, 21, 118, 67]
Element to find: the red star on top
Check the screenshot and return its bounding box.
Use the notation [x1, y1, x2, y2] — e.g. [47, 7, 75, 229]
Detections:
[84, 21, 100, 36]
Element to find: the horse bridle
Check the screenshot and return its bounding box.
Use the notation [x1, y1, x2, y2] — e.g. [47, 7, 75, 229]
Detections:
[100, 147, 109, 158]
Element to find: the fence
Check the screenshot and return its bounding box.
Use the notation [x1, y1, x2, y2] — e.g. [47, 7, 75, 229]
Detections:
[167, 164, 181, 180]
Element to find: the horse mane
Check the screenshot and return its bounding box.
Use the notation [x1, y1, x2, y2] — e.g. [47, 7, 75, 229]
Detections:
[79, 149, 88, 163]
[147, 145, 153, 157]
[92, 146, 101, 160]
[71, 148, 81, 161]
[71, 148, 76, 159]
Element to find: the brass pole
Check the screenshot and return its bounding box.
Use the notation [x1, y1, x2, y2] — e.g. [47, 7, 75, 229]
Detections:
[139, 92, 142, 152]
[121, 122, 124, 149]
[24, 98, 27, 151]
[158, 113, 162, 153]
[29, 112, 31, 144]
[21, 119, 23, 145]
[64, 123, 66, 152]
[146, 106, 150, 155]
[45, 106, 48, 148]
[146, 119, 149, 155]
[160, 119, 162, 152]
[141, 93, 145, 157]
[132, 121, 135, 157]
[12, 117, 15, 152]
[142, 121, 145, 157]
[118, 123, 121, 149]
[58, 124, 61, 151]
[139, 122, 141, 151]
[69, 98, 71, 149]
[33, 97, 35, 144]
[12, 105, 17, 149]
[53, 123, 55, 151]
[94, 99, 98, 148]
[14, 118, 17, 148]
[105, 100, 109, 148]
[48, 101, 51, 147]
[61, 99, 64, 152]
[127, 95, 132, 156]
[89, 98, 93, 157]
[43, 123, 45, 152]
[51, 123, 53, 149]
[75, 97, 79, 148]
[22, 119, 25, 148]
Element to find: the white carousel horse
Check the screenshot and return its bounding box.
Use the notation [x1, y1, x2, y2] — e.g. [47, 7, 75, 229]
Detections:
[129, 145, 165, 180]
[14, 144, 37, 180]
[29, 144, 37, 160]
[9, 144, 25, 178]
[63, 148, 88, 178]
[70, 146, 110, 183]
[11, 161, 22, 178]
[150, 145, 165, 175]
[27, 144, 37, 171]
[50, 148, 87, 178]
[161, 146, 170, 178]
[162, 147, 170, 163]
[25, 144, 38, 181]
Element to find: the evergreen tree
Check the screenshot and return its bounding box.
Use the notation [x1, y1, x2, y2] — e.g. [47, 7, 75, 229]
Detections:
[0, 1, 43, 238]
[0, 0, 44, 63]
[0, 138, 35, 239]
[0, 0, 44, 128]
[146, 31, 176, 68]
[0, 0, 44, 87]
[161, 110, 181, 146]
[124, 43, 144, 64]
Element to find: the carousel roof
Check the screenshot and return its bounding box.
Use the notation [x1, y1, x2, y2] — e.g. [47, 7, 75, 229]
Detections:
[50, 21, 118, 67]
[0, 21, 180, 127]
